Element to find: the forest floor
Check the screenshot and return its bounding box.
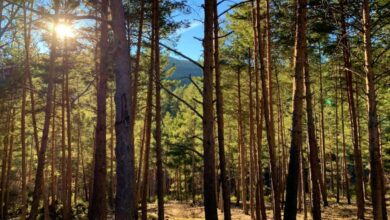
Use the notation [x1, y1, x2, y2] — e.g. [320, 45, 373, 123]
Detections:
[146, 199, 390, 219]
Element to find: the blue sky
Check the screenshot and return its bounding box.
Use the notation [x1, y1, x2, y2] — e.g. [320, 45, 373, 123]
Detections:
[168, 0, 238, 61]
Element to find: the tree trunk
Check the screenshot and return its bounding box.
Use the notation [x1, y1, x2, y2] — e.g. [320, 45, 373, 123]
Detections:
[335, 71, 340, 203]
[110, 0, 135, 218]
[248, 49, 255, 219]
[339, 0, 365, 216]
[340, 84, 351, 204]
[141, 29, 155, 220]
[362, 0, 387, 218]
[318, 44, 327, 203]
[153, 0, 164, 218]
[213, 1, 231, 219]
[283, 0, 306, 218]
[89, 0, 109, 218]
[304, 44, 321, 220]
[236, 69, 247, 214]
[28, 9, 58, 219]
[203, 0, 218, 218]
[254, 0, 281, 218]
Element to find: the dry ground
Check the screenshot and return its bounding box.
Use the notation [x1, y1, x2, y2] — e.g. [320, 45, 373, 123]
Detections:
[146, 200, 390, 220]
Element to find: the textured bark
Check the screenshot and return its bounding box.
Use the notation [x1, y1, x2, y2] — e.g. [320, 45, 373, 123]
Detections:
[362, 0, 387, 218]
[283, 0, 306, 218]
[28, 11, 58, 219]
[89, 0, 109, 218]
[110, 0, 135, 218]
[203, 0, 218, 218]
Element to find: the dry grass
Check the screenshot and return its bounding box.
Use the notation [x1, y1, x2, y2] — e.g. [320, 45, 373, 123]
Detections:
[145, 200, 390, 220]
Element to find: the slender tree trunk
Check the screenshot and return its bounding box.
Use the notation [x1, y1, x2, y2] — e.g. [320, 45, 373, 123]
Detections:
[28, 10, 58, 219]
[318, 44, 327, 201]
[254, 0, 281, 218]
[213, 1, 231, 219]
[335, 71, 340, 203]
[340, 85, 351, 204]
[64, 37, 73, 220]
[4, 109, 15, 219]
[203, 0, 218, 218]
[21, 3, 32, 217]
[51, 85, 57, 204]
[304, 45, 321, 220]
[362, 0, 387, 218]
[110, 0, 135, 218]
[339, 0, 365, 216]
[284, 0, 306, 218]
[236, 69, 247, 214]
[248, 49, 255, 219]
[89, 0, 109, 218]
[141, 31, 155, 220]
[153, 0, 164, 218]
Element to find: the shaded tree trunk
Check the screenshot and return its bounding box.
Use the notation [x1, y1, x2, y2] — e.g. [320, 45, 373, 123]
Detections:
[28, 9, 58, 219]
[304, 45, 321, 220]
[339, 0, 365, 216]
[284, 0, 307, 218]
[255, 0, 281, 218]
[362, 0, 387, 218]
[153, 0, 164, 218]
[89, 0, 109, 218]
[203, 0, 218, 218]
[141, 28, 155, 220]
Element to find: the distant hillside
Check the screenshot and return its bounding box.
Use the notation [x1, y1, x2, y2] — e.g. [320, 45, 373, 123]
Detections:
[166, 57, 202, 83]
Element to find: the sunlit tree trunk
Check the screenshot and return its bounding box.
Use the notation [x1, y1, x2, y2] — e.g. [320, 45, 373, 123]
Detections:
[248, 49, 255, 219]
[213, 1, 231, 219]
[340, 85, 351, 204]
[110, 0, 135, 218]
[334, 71, 340, 203]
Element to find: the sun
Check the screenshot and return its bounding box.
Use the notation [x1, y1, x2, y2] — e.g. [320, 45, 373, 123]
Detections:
[48, 22, 75, 39]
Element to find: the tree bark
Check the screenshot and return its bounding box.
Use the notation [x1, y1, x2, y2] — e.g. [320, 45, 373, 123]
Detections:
[89, 0, 109, 218]
[255, 0, 281, 218]
[203, 0, 218, 218]
[362, 0, 387, 218]
[283, 0, 306, 218]
[213, 1, 231, 219]
[304, 44, 322, 220]
[141, 28, 155, 220]
[153, 0, 164, 218]
[110, 0, 135, 218]
[28, 9, 58, 219]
